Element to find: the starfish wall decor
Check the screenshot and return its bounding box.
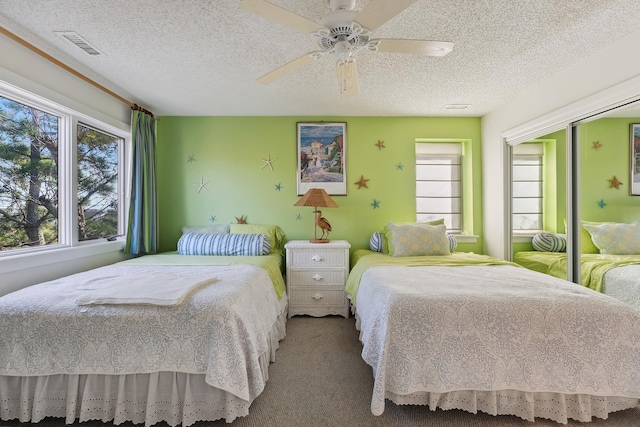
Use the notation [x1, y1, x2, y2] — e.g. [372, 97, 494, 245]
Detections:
[194, 176, 209, 193]
[375, 140, 385, 150]
[608, 175, 623, 189]
[261, 153, 278, 171]
[355, 175, 369, 189]
[235, 215, 247, 224]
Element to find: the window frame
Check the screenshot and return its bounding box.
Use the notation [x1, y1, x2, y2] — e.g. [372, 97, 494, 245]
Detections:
[512, 142, 544, 233]
[415, 139, 477, 242]
[0, 80, 130, 260]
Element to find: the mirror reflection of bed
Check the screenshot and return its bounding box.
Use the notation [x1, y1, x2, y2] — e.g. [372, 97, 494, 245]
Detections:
[511, 103, 640, 312]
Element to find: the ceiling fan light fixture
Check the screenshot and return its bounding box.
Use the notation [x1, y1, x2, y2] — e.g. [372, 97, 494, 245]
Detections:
[337, 58, 359, 97]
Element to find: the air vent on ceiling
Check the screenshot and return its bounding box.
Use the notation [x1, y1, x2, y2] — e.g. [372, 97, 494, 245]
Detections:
[443, 104, 471, 110]
[54, 31, 103, 56]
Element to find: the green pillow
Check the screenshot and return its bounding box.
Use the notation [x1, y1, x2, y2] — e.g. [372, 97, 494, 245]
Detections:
[381, 219, 445, 254]
[388, 223, 450, 256]
[583, 221, 640, 254]
[230, 224, 285, 254]
[580, 220, 601, 254]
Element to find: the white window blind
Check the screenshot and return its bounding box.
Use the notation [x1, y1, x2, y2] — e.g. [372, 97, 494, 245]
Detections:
[415, 143, 462, 232]
[512, 143, 543, 231]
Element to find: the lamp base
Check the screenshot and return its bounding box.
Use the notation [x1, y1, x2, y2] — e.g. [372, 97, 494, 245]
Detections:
[309, 239, 331, 244]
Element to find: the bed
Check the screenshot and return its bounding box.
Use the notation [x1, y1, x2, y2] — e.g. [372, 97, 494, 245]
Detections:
[513, 251, 640, 311]
[0, 249, 287, 426]
[346, 249, 640, 424]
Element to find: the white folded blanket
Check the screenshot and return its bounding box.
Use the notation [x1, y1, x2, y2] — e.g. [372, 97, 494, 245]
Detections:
[76, 272, 218, 306]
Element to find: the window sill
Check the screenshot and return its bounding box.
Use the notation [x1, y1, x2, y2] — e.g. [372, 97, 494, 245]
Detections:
[0, 240, 126, 275]
[452, 234, 478, 244]
[512, 233, 535, 243]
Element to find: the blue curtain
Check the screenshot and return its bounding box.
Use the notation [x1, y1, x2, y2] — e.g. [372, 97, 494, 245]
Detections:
[125, 109, 157, 254]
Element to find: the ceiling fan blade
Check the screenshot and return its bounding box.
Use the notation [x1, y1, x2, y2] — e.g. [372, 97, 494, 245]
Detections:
[375, 39, 454, 56]
[336, 60, 359, 97]
[240, 0, 325, 33]
[355, 0, 420, 31]
[257, 53, 317, 84]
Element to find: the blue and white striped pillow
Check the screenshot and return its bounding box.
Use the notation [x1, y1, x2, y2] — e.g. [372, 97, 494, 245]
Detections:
[371, 231, 457, 253]
[531, 232, 566, 252]
[177, 233, 270, 256]
[370, 232, 384, 252]
[447, 233, 457, 252]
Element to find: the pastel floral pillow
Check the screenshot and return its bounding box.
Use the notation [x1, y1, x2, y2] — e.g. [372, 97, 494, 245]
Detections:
[582, 221, 640, 254]
[382, 219, 445, 254]
[388, 222, 450, 256]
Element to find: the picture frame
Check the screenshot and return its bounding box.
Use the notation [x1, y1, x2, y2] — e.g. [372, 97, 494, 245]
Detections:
[297, 122, 347, 195]
[632, 124, 640, 195]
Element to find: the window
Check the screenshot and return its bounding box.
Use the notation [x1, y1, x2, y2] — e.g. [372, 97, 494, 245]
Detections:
[77, 124, 122, 241]
[512, 143, 543, 231]
[415, 142, 462, 232]
[0, 86, 128, 254]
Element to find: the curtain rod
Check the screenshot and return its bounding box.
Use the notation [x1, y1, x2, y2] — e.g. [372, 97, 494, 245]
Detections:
[0, 25, 153, 117]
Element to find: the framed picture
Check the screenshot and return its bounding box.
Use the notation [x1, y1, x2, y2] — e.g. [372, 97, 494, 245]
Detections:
[632, 124, 640, 195]
[297, 122, 347, 195]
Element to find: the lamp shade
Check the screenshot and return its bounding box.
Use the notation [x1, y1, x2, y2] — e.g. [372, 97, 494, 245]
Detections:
[294, 188, 338, 208]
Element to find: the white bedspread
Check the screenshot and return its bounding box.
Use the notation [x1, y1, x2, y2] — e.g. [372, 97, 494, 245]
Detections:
[0, 263, 281, 403]
[603, 264, 640, 312]
[75, 272, 218, 306]
[355, 264, 640, 421]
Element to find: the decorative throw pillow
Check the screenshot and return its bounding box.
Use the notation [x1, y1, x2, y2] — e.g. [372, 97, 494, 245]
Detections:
[582, 221, 640, 255]
[181, 224, 230, 234]
[381, 219, 445, 254]
[388, 222, 450, 256]
[370, 232, 383, 252]
[580, 220, 601, 254]
[532, 232, 567, 252]
[372, 229, 456, 253]
[229, 224, 286, 254]
[447, 233, 458, 253]
[177, 233, 270, 256]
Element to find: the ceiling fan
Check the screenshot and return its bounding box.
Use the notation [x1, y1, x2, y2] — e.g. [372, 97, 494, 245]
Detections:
[239, 0, 454, 97]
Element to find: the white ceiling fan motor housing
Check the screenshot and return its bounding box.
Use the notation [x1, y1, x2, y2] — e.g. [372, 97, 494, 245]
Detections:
[315, 6, 371, 59]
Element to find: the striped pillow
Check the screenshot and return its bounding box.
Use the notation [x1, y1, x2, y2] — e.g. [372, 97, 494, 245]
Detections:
[531, 232, 566, 252]
[177, 233, 270, 256]
[447, 233, 458, 252]
[370, 232, 383, 252]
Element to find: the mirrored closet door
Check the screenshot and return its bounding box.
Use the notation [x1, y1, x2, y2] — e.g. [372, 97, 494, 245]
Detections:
[573, 104, 640, 309]
[510, 129, 568, 280]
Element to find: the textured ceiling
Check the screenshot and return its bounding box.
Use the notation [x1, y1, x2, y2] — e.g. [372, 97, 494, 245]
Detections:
[0, 0, 638, 116]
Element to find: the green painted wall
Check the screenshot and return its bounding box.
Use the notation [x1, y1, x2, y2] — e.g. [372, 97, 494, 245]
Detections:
[579, 118, 640, 223]
[156, 116, 483, 254]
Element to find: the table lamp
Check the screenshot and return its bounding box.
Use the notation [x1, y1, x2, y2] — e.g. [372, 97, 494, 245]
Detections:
[294, 188, 338, 243]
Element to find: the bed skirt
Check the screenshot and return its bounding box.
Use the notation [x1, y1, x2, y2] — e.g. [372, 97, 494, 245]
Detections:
[385, 389, 640, 423]
[0, 299, 288, 426]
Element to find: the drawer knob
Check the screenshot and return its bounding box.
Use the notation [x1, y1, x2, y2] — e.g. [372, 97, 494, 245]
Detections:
[311, 255, 324, 262]
[312, 293, 323, 300]
[312, 274, 323, 281]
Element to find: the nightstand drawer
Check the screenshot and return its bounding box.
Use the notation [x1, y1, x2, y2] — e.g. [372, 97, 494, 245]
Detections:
[289, 269, 345, 286]
[288, 288, 347, 306]
[290, 249, 346, 268]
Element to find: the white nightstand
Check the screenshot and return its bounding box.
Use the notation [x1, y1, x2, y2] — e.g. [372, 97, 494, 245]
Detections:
[285, 240, 351, 318]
